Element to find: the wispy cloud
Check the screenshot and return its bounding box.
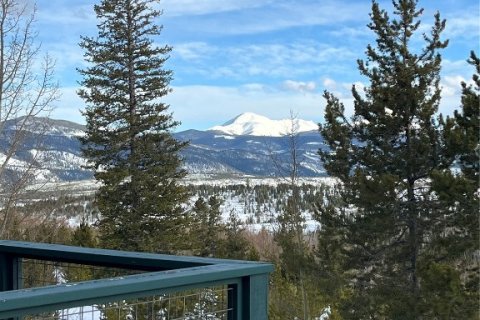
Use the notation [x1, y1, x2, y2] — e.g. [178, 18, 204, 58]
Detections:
[162, 0, 273, 17]
[441, 75, 466, 97]
[282, 80, 316, 93]
[443, 8, 480, 42]
[172, 41, 357, 81]
[165, 0, 369, 36]
[37, 3, 95, 26]
[173, 42, 218, 61]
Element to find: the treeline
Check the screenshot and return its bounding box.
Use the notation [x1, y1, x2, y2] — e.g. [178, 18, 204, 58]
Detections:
[190, 183, 328, 223]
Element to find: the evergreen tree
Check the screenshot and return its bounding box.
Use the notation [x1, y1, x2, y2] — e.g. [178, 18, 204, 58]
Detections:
[191, 196, 223, 257]
[426, 51, 480, 317]
[449, 51, 480, 181]
[313, 184, 349, 316]
[316, 0, 468, 317]
[78, 0, 189, 253]
[218, 210, 259, 261]
[71, 220, 98, 248]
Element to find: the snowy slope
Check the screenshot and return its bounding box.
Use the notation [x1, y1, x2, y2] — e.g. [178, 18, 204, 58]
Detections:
[0, 117, 91, 182]
[208, 112, 318, 137]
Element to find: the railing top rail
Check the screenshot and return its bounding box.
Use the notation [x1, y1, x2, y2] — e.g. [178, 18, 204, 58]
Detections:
[0, 240, 269, 271]
[0, 262, 272, 317]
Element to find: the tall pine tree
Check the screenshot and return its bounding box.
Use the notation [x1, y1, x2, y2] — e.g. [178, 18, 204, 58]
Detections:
[79, 0, 189, 253]
[428, 51, 480, 317]
[315, 0, 471, 317]
[191, 196, 223, 257]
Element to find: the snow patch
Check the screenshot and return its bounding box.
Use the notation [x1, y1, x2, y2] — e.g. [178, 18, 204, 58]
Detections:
[214, 135, 235, 140]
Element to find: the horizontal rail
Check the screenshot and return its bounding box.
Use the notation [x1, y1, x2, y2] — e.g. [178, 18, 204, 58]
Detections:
[0, 240, 264, 271]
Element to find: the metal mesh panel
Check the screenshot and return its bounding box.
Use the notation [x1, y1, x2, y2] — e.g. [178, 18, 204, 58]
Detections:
[23, 287, 232, 320]
[21, 258, 144, 288]
[19, 259, 232, 320]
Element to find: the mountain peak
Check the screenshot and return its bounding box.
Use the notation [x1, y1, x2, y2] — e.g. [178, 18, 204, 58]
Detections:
[221, 112, 270, 126]
[208, 112, 317, 137]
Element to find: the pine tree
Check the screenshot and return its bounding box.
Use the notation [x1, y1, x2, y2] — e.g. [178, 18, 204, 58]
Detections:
[313, 184, 349, 315]
[218, 210, 259, 261]
[71, 220, 98, 248]
[78, 0, 189, 253]
[426, 51, 480, 317]
[191, 196, 223, 257]
[317, 0, 463, 317]
[452, 51, 479, 181]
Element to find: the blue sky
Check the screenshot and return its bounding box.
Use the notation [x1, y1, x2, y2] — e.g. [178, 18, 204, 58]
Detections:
[34, 0, 479, 131]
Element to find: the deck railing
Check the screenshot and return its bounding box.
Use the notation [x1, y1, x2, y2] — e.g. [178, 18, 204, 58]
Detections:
[0, 240, 273, 319]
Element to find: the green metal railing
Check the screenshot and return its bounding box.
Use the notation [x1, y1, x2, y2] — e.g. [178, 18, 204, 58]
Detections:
[0, 240, 273, 319]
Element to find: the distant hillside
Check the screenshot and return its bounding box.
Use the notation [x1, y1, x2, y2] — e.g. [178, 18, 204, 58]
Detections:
[176, 129, 326, 177]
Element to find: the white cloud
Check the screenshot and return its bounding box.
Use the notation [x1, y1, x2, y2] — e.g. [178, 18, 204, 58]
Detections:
[174, 42, 217, 60]
[442, 59, 472, 75]
[37, 3, 95, 25]
[438, 57, 476, 115]
[443, 10, 480, 41]
[330, 26, 372, 39]
[42, 42, 86, 75]
[441, 75, 466, 97]
[162, 0, 273, 17]
[282, 80, 316, 93]
[241, 83, 271, 92]
[322, 78, 337, 90]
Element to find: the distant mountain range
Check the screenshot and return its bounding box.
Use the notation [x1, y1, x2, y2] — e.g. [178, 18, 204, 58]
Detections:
[0, 113, 327, 182]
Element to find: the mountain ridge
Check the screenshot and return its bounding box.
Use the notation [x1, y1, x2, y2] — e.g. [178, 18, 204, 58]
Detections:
[0, 114, 327, 182]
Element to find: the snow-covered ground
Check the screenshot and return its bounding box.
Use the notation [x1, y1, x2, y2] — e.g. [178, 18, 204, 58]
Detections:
[55, 306, 102, 320]
[26, 176, 337, 233]
[185, 174, 337, 187]
[26, 179, 99, 195]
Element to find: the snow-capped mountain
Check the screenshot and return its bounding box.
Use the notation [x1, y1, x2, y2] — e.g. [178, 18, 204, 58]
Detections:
[0, 114, 327, 182]
[208, 112, 318, 137]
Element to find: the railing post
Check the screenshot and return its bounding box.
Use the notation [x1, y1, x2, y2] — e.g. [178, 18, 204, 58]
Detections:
[227, 283, 239, 320]
[0, 254, 21, 320]
[230, 273, 269, 320]
[0, 253, 21, 292]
